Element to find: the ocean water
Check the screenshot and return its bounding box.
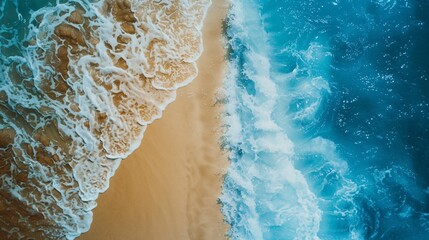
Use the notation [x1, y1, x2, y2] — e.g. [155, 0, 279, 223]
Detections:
[0, 0, 209, 239]
[221, 0, 429, 239]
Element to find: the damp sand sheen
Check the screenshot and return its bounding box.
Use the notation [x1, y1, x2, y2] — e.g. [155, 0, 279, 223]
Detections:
[0, 0, 228, 239]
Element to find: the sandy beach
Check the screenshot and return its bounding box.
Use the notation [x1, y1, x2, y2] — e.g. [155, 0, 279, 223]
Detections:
[79, 0, 229, 239]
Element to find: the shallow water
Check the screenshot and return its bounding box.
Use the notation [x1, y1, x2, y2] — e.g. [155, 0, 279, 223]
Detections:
[221, 0, 429, 239]
[0, 0, 209, 239]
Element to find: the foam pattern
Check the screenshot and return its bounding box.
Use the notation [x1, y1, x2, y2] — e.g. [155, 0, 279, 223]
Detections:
[0, 0, 210, 239]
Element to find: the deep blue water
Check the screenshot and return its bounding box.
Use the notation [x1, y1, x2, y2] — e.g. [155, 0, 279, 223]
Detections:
[221, 0, 429, 239]
[2, 0, 429, 238]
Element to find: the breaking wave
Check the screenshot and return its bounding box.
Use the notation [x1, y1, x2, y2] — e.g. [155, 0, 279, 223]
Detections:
[220, 0, 429, 239]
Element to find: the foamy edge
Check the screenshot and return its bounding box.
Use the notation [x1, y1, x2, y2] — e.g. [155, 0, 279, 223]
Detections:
[0, 0, 212, 239]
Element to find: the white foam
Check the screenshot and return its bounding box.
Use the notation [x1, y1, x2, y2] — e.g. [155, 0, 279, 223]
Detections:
[0, 0, 211, 238]
[220, 1, 322, 239]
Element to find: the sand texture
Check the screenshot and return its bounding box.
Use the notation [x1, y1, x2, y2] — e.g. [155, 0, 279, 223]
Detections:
[79, 0, 229, 239]
[1, 0, 215, 238]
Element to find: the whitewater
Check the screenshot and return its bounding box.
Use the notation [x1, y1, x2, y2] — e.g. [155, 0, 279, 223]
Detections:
[0, 0, 210, 239]
[221, 0, 429, 239]
[2, 0, 429, 239]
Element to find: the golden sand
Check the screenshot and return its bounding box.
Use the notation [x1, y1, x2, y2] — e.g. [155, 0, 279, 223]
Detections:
[79, 0, 230, 239]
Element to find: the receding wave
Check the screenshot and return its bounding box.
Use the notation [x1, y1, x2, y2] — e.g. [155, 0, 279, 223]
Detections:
[0, 0, 210, 239]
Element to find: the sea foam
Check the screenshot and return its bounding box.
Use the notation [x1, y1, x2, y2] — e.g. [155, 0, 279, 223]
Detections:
[0, 0, 210, 239]
[220, 1, 322, 239]
[221, 0, 429, 239]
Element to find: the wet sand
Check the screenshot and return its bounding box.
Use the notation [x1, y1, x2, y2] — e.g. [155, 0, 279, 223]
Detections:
[79, 0, 229, 239]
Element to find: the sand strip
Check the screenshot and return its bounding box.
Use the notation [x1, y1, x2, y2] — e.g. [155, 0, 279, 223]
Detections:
[79, 0, 229, 239]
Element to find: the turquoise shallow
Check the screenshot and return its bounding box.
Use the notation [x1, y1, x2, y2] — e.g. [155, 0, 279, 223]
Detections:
[1, 0, 211, 238]
[220, 0, 429, 239]
[2, 0, 429, 239]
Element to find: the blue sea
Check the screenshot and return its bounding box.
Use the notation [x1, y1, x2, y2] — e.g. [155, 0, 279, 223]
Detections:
[220, 0, 429, 239]
[2, 0, 429, 239]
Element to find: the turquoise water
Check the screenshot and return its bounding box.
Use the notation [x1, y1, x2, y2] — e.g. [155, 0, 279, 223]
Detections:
[221, 0, 429, 239]
[1, 0, 210, 238]
[3, 0, 429, 238]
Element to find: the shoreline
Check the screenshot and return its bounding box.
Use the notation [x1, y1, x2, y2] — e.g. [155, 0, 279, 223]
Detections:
[79, 0, 230, 239]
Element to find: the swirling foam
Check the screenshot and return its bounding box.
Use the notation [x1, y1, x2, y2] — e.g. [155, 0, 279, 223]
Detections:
[0, 0, 210, 239]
